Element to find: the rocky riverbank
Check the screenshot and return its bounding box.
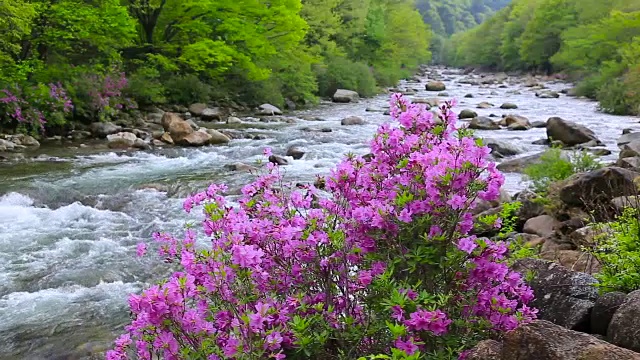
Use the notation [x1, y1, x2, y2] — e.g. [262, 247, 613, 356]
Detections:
[2, 65, 640, 359]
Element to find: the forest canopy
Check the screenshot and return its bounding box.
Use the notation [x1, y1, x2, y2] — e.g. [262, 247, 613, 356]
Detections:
[0, 0, 431, 134]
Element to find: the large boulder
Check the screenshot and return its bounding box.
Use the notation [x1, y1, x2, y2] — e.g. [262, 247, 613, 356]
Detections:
[591, 291, 627, 336]
[523, 215, 560, 238]
[256, 104, 282, 116]
[106, 132, 137, 149]
[177, 130, 212, 146]
[469, 116, 500, 130]
[161, 112, 194, 143]
[90, 122, 122, 138]
[497, 152, 547, 173]
[504, 114, 531, 131]
[511, 258, 599, 331]
[333, 89, 359, 103]
[559, 167, 640, 207]
[425, 81, 446, 91]
[546, 117, 599, 146]
[204, 129, 231, 144]
[201, 107, 224, 121]
[608, 290, 640, 352]
[498, 320, 640, 360]
[188, 103, 207, 117]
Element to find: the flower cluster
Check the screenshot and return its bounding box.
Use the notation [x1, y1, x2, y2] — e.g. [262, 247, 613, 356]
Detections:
[0, 83, 73, 133]
[82, 70, 136, 121]
[108, 94, 536, 360]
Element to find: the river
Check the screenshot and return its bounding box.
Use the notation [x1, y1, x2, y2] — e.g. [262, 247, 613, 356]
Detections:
[0, 67, 638, 359]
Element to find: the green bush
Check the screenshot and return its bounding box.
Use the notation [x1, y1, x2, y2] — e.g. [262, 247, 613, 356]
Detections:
[122, 67, 166, 107]
[523, 147, 602, 195]
[589, 207, 640, 293]
[164, 74, 212, 105]
[315, 56, 378, 98]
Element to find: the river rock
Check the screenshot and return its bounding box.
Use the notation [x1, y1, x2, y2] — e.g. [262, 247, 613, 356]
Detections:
[160, 132, 174, 145]
[500, 102, 518, 109]
[611, 195, 640, 213]
[536, 90, 560, 98]
[227, 116, 242, 124]
[591, 291, 627, 336]
[201, 107, 223, 121]
[469, 116, 500, 130]
[106, 132, 137, 149]
[162, 112, 194, 143]
[514, 189, 545, 224]
[466, 340, 502, 360]
[547, 117, 599, 146]
[531, 120, 547, 128]
[425, 81, 446, 91]
[523, 215, 560, 238]
[225, 162, 259, 172]
[8, 134, 40, 148]
[178, 129, 212, 146]
[0, 139, 16, 152]
[341, 116, 365, 126]
[512, 258, 599, 331]
[90, 122, 122, 138]
[559, 166, 640, 207]
[505, 114, 531, 130]
[464, 93, 474, 98]
[269, 154, 289, 166]
[205, 129, 231, 144]
[133, 138, 151, 150]
[286, 146, 305, 160]
[497, 152, 546, 173]
[608, 290, 640, 352]
[476, 101, 493, 109]
[412, 97, 440, 107]
[459, 109, 478, 119]
[496, 320, 640, 360]
[540, 250, 601, 274]
[619, 140, 640, 158]
[483, 138, 520, 158]
[188, 103, 207, 116]
[256, 104, 282, 116]
[333, 89, 359, 103]
[185, 119, 199, 130]
[617, 157, 640, 170]
[618, 132, 640, 147]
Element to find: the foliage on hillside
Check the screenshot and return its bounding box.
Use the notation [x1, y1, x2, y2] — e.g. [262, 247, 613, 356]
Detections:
[0, 0, 431, 134]
[444, 0, 640, 115]
[415, 0, 511, 62]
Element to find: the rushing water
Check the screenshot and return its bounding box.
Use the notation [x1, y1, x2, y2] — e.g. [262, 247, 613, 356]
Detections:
[0, 67, 638, 359]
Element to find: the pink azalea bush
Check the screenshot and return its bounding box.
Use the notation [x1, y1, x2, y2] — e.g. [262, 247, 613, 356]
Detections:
[0, 83, 73, 133]
[108, 94, 536, 360]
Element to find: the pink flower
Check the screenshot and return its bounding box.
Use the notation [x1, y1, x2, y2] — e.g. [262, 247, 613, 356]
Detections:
[136, 243, 147, 257]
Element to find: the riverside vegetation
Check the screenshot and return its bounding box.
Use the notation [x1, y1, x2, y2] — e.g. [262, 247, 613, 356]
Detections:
[0, 0, 431, 137]
[444, 0, 640, 115]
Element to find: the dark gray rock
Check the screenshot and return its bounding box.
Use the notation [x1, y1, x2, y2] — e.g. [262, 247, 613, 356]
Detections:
[512, 258, 599, 331]
[591, 291, 626, 336]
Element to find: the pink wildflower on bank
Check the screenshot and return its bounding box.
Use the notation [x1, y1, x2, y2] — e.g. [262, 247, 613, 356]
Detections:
[108, 94, 536, 360]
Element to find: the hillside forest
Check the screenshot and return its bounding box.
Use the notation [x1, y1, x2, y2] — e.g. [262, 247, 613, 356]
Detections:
[445, 0, 640, 115]
[1, 0, 436, 135]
